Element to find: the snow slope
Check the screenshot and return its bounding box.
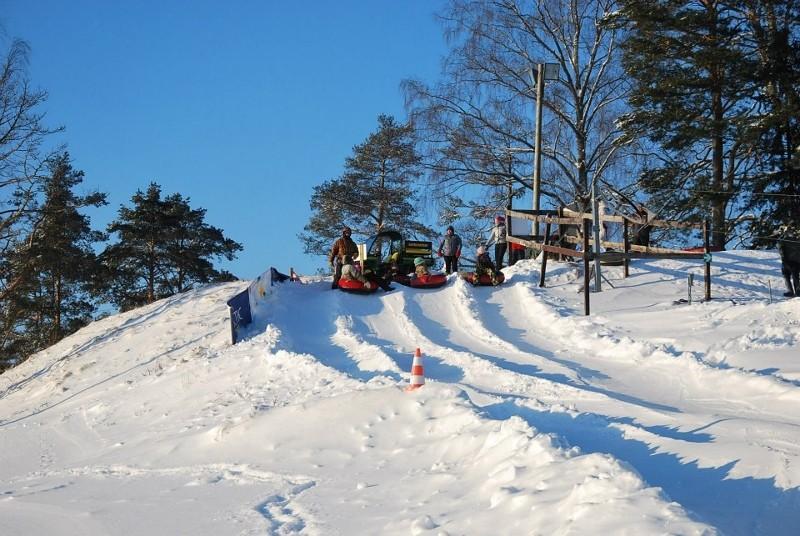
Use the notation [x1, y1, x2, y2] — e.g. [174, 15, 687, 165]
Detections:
[1, 251, 799, 535]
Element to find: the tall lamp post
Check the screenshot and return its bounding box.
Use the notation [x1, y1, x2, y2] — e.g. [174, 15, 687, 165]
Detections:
[529, 62, 559, 239]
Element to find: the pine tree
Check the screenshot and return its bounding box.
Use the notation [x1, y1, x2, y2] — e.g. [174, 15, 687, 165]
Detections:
[0, 153, 106, 368]
[299, 115, 434, 257]
[742, 1, 800, 244]
[101, 183, 171, 309]
[616, 0, 752, 248]
[101, 183, 241, 310]
[161, 192, 240, 294]
[0, 253, 29, 370]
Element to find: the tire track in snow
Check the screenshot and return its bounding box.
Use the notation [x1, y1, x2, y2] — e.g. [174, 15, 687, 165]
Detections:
[354, 275, 800, 534]
[394, 278, 680, 418]
[503, 280, 800, 425]
[254, 276, 800, 533]
[264, 282, 395, 383]
[477, 280, 800, 489]
[364, 281, 617, 409]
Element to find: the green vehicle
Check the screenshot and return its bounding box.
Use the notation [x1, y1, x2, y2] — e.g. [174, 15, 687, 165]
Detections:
[361, 230, 434, 280]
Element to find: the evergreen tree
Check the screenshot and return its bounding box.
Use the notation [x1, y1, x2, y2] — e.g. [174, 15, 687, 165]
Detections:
[101, 183, 241, 310]
[742, 1, 800, 244]
[0, 252, 29, 370]
[0, 153, 106, 369]
[299, 115, 434, 257]
[101, 183, 171, 309]
[616, 0, 752, 248]
[161, 192, 241, 294]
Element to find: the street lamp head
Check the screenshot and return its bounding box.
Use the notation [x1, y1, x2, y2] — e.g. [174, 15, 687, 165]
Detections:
[544, 62, 560, 81]
[528, 62, 560, 88]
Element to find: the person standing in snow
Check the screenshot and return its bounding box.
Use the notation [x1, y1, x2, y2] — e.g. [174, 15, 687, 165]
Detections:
[437, 225, 462, 275]
[777, 226, 800, 297]
[485, 215, 507, 269]
[329, 226, 359, 289]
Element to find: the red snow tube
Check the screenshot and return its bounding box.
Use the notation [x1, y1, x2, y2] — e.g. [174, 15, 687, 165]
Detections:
[337, 278, 378, 293]
[460, 271, 506, 286]
[393, 272, 448, 288]
[409, 273, 448, 289]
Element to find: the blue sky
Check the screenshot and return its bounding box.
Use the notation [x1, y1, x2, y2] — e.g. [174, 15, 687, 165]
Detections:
[1, 1, 448, 278]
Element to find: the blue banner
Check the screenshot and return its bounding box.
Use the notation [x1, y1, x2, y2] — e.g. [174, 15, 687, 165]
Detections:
[227, 266, 286, 344]
[226, 288, 252, 344]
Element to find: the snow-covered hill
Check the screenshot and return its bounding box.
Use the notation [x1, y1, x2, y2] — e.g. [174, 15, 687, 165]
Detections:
[1, 251, 799, 535]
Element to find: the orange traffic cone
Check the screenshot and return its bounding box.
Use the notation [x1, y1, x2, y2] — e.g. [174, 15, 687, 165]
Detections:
[405, 348, 425, 391]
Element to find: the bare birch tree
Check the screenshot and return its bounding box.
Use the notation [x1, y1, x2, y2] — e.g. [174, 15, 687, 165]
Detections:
[0, 37, 59, 256]
[404, 0, 632, 222]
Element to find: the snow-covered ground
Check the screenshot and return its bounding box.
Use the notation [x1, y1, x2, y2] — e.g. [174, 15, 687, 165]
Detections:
[1, 251, 799, 535]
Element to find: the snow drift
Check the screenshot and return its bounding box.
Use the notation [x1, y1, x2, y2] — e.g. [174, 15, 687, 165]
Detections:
[1, 251, 799, 535]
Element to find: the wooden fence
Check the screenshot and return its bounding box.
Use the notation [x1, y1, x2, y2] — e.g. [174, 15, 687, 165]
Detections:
[506, 208, 712, 315]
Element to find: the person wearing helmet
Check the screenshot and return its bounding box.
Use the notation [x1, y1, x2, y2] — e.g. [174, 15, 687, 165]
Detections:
[474, 245, 499, 286]
[329, 226, 359, 289]
[437, 225, 462, 275]
[485, 215, 507, 269]
[413, 256, 430, 278]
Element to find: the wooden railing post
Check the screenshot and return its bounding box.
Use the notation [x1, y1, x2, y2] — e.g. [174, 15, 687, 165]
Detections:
[506, 207, 511, 263]
[583, 218, 591, 315]
[539, 221, 551, 287]
[623, 219, 630, 278]
[704, 219, 711, 301]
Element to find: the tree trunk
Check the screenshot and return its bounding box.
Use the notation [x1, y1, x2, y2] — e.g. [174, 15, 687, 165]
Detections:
[52, 274, 62, 343]
[710, 7, 727, 250]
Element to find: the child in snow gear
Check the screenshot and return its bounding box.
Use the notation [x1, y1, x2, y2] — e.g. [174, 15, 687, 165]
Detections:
[414, 256, 430, 277]
[437, 225, 462, 275]
[329, 226, 359, 289]
[474, 246, 500, 286]
[778, 226, 800, 297]
[340, 257, 373, 290]
[485, 215, 507, 269]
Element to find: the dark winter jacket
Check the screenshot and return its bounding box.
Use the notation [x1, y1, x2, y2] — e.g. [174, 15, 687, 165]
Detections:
[476, 252, 496, 271]
[778, 235, 800, 265]
[329, 236, 359, 265]
[438, 234, 462, 257]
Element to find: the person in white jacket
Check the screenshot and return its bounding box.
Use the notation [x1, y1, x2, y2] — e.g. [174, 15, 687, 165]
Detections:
[485, 215, 507, 269]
